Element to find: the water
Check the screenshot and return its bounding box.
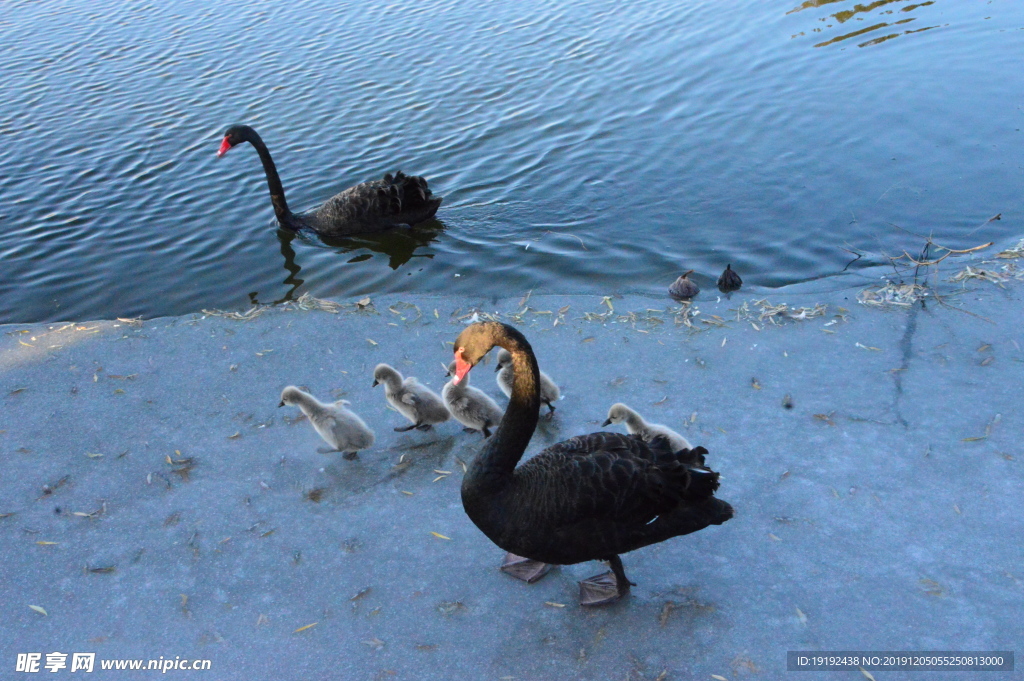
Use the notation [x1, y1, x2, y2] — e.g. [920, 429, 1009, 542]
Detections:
[1, 0, 1022, 323]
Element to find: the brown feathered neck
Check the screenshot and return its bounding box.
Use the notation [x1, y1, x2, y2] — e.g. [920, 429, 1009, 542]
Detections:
[460, 322, 540, 495]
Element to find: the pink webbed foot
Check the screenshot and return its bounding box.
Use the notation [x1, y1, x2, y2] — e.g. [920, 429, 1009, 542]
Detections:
[578, 555, 633, 606]
[500, 553, 552, 584]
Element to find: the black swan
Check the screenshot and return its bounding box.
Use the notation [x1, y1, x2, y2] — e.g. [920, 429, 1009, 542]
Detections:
[217, 124, 442, 236]
[452, 322, 733, 605]
[668, 269, 699, 301]
[717, 264, 743, 293]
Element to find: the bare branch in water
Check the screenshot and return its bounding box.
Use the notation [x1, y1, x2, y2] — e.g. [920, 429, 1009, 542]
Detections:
[965, 213, 1002, 237]
[839, 247, 863, 272]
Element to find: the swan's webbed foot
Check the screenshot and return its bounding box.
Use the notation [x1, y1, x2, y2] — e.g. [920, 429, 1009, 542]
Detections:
[482, 425, 493, 438]
[393, 424, 417, 432]
[317, 447, 359, 460]
[544, 403, 556, 419]
[579, 555, 632, 606]
[579, 572, 621, 606]
[415, 423, 433, 431]
[500, 553, 552, 584]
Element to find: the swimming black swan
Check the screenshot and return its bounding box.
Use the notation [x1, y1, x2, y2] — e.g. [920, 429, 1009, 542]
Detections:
[217, 124, 442, 236]
[452, 322, 733, 606]
[717, 264, 743, 293]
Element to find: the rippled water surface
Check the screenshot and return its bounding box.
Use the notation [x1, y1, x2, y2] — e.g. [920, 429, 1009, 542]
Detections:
[2, 0, 1023, 322]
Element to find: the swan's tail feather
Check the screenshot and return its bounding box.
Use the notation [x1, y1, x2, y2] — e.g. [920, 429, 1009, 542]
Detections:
[376, 184, 403, 213]
[645, 495, 733, 543]
[687, 496, 732, 526]
[685, 466, 720, 499]
[383, 170, 441, 221]
[680, 445, 707, 468]
[705, 497, 734, 525]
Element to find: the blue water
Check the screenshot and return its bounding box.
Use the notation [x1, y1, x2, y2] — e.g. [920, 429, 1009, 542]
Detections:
[1, 0, 1022, 322]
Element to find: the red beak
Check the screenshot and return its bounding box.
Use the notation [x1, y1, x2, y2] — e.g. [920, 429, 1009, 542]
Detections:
[452, 349, 472, 385]
[217, 137, 232, 157]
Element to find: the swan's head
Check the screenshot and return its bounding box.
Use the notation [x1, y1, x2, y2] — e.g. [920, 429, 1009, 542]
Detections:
[372, 363, 399, 388]
[218, 124, 251, 157]
[452, 321, 511, 385]
[603, 403, 633, 427]
[278, 385, 306, 407]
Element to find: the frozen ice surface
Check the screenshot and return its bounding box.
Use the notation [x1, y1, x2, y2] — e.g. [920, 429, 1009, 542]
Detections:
[1, 282, 1022, 680]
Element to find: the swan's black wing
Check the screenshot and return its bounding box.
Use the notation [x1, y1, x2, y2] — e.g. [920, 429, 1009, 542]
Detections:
[312, 171, 442, 235]
[514, 432, 716, 527]
[496, 432, 726, 563]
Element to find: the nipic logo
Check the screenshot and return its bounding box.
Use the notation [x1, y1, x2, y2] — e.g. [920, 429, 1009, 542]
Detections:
[15, 654, 40, 673]
[16, 653, 95, 673]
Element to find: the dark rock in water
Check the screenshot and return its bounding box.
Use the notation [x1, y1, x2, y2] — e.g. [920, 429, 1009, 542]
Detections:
[717, 264, 742, 293]
[669, 270, 699, 300]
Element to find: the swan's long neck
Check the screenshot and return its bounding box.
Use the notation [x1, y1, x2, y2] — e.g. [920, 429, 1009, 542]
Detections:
[244, 128, 291, 223]
[466, 326, 540, 494]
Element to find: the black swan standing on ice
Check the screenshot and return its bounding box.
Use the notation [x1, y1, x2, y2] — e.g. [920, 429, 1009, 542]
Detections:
[217, 125, 442, 236]
[452, 322, 733, 606]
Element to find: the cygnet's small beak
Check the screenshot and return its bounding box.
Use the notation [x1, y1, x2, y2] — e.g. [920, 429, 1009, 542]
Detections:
[371, 379, 379, 387]
[277, 400, 285, 407]
[494, 364, 501, 373]
[602, 418, 612, 427]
